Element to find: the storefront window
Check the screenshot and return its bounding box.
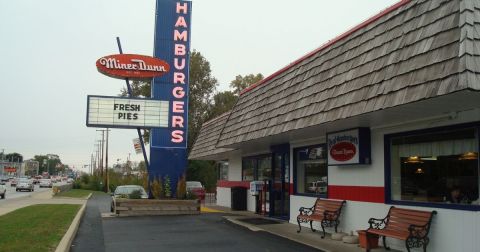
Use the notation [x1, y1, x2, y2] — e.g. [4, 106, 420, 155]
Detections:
[294, 145, 328, 195]
[217, 161, 228, 180]
[389, 127, 479, 206]
[242, 155, 271, 181]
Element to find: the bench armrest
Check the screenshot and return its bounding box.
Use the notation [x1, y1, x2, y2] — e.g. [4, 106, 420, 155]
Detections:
[408, 224, 428, 238]
[368, 217, 387, 230]
[298, 206, 314, 215]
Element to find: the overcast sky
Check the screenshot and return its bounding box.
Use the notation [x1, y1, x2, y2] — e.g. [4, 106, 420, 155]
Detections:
[0, 0, 399, 172]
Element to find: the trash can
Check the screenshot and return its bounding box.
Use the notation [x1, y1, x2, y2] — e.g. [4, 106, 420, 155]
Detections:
[231, 186, 247, 210]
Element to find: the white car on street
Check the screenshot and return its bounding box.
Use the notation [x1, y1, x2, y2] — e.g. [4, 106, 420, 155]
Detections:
[0, 184, 6, 199]
[39, 179, 53, 188]
[16, 178, 34, 192]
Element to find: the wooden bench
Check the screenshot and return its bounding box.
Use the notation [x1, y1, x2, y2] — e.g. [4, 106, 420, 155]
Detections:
[296, 198, 346, 238]
[366, 206, 437, 252]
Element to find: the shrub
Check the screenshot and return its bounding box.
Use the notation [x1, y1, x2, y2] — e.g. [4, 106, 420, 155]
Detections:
[164, 175, 171, 198]
[151, 176, 163, 199]
[176, 175, 186, 199]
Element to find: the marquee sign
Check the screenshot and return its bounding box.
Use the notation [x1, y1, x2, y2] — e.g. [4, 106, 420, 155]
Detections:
[86, 95, 169, 129]
[327, 128, 371, 166]
[96, 54, 170, 80]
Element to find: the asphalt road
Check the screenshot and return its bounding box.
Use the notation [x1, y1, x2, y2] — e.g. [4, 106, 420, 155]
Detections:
[73, 194, 321, 252]
[0, 181, 59, 201]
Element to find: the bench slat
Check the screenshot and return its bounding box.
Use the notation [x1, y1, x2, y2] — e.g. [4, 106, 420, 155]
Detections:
[368, 229, 409, 240]
[389, 215, 430, 226]
[390, 208, 433, 218]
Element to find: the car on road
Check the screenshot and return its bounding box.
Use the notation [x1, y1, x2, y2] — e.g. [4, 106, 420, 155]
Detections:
[0, 184, 6, 199]
[110, 185, 148, 212]
[67, 178, 74, 183]
[0, 176, 9, 183]
[39, 179, 53, 188]
[16, 178, 34, 192]
[10, 178, 17, 187]
[186, 181, 206, 200]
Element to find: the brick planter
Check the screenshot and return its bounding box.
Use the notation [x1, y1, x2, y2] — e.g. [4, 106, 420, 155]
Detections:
[114, 198, 200, 216]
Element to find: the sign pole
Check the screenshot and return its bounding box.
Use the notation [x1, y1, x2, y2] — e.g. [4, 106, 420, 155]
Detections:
[115, 37, 151, 174]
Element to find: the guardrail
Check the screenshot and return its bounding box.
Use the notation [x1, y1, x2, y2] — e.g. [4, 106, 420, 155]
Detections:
[52, 183, 73, 195]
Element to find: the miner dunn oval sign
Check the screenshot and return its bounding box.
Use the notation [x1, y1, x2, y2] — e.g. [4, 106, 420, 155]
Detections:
[330, 142, 357, 162]
[96, 54, 170, 80]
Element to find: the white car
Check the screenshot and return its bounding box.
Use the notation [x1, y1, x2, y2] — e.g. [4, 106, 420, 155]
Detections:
[16, 179, 34, 192]
[111, 185, 148, 212]
[39, 179, 53, 188]
[0, 184, 6, 199]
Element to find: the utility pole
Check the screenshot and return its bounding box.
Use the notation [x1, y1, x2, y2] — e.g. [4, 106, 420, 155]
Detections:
[104, 129, 110, 192]
[97, 139, 103, 177]
[97, 130, 105, 178]
[90, 154, 94, 174]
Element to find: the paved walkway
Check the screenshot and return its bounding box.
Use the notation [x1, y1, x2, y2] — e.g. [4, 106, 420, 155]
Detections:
[0, 190, 86, 216]
[71, 193, 111, 252]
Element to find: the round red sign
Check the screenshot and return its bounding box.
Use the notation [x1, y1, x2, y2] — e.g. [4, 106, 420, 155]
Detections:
[330, 142, 356, 162]
[96, 54, 170, 80]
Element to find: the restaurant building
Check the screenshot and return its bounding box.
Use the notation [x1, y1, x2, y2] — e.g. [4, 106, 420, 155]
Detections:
[189, 0, 480, 251]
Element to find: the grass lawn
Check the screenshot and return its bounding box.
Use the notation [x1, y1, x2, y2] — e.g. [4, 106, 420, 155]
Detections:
[0, 204, 81, 252]
[55, 189, 93, 198]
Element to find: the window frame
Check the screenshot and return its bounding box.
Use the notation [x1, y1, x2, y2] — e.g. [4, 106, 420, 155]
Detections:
[384, 121, 480, 211]
[241, 154, 271, 182]
[293, 144, 328, 198]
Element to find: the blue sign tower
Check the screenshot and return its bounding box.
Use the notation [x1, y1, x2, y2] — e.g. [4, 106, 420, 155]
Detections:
[150, 0, 192, 196]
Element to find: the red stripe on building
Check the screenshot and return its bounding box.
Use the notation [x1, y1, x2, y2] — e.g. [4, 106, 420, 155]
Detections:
[217, 180, 250, 188]
[240, 0, 411, 95]
[328, 185, 384, 203]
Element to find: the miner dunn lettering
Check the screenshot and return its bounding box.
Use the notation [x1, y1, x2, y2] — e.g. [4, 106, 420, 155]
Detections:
[99, 58, 167, 72]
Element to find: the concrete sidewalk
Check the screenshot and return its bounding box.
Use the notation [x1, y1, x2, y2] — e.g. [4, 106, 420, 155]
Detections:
[0, 190, 87, 216]
[204, 205, 395, 252]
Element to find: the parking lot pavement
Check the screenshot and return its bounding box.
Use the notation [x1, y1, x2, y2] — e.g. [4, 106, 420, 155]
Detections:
[102, 213, 322, 252]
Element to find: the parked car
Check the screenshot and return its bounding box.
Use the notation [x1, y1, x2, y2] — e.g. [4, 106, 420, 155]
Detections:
[10, 178, 17, 187]
[186, 181, 206, 200]
[16, 178, 34, 192]
[0, 184, 6, 199]
[110, 185, 148, 212]
[67, 178, 74, 183]
[39, 179, 53, 188]
[0, 176, 9, 183]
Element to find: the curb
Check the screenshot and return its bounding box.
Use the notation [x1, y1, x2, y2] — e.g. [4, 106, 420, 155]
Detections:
[55, 202, 87, 252]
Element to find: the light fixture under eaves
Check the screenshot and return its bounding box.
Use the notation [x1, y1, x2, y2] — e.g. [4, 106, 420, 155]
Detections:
[459, 152, 478, 160]
[404, 156, 423, 164]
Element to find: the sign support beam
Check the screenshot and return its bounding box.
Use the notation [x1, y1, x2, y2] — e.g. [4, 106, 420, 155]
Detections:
[115, 37, 150, 172]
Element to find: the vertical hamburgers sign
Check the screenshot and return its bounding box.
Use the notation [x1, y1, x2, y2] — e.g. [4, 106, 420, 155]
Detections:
[327, 128, 371, 166]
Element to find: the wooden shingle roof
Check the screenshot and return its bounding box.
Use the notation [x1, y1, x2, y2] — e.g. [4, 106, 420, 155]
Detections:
[189, 112, 233, 160]
[215, 0, 480, 148]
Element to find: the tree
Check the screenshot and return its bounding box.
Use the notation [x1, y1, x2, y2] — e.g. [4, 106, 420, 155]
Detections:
[119, 50, 218, 153]
[187, 50, 218, 151]
[5, 153, 23, 163]
[230, 73, 264, 95]
[34, 154, 62, 175]
[206, 91, 237, 120]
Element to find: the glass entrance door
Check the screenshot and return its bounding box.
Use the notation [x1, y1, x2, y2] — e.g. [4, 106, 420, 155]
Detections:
[270, 152, 290, 219]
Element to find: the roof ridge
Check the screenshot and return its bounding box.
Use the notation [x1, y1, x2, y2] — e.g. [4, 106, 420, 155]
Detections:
[239, 0, 412, 96]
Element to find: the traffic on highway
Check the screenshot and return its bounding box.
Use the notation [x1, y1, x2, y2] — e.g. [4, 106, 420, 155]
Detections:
[0, 177, 67, 201]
